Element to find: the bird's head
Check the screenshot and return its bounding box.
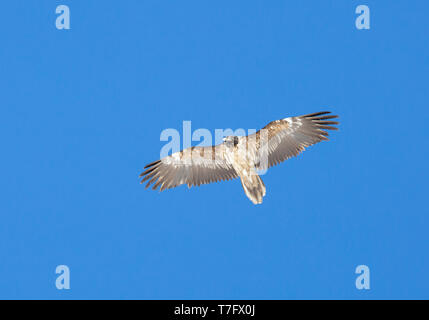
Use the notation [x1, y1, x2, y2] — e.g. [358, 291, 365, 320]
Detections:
[222, 135, 239, 147]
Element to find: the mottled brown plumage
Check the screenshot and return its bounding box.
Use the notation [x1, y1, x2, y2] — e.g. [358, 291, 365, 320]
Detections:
[140, 111, 339, 204]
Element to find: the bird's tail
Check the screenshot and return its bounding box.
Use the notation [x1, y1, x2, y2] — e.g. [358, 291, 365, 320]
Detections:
[240, 173, 266, 205]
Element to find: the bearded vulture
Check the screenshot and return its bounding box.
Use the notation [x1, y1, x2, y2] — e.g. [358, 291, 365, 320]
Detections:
[140, 111, 339, 204]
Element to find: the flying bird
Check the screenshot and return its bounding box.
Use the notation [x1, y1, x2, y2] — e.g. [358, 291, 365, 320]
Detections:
[140, 111, 339, 204]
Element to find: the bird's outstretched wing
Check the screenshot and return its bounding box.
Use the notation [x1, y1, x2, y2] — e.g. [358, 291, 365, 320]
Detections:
[244, 111, 339, 170]
[140, 144, 238, 191]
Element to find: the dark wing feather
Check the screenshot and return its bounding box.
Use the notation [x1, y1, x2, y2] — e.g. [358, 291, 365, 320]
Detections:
[140, 144, 238, 191]
[245, 111, 339, 170]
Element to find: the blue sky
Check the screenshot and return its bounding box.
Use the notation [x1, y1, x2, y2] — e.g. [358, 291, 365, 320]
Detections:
[0, 1, 428, 299]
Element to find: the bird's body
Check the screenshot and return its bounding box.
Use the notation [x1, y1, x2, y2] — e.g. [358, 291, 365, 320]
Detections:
[140, 111, 339, 204]
[223, 137, 266, 204]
